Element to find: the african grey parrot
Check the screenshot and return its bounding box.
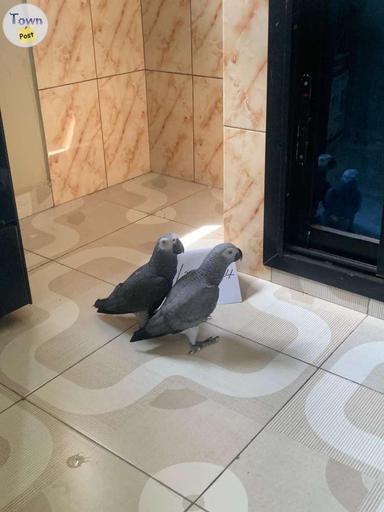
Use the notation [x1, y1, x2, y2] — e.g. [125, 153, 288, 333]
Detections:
[94, 233, 184, 326]
[130, 243, 242, 353]
[322, 169, 362, 231]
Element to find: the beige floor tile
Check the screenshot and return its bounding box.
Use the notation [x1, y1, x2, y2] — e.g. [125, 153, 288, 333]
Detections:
[185, 505, 206, 512]
[0, 383, 19, 413]
[0, 262, 132, 396]
[156, 188, 223, 229]
[209, 274, 365, 366]
[272, 268, 369, 314]
[29, 324, 314, 497]
[95, 173, 205, 213]
[270, 371, 384, 482]
[197, 428, 381, 512]
[323, 316, 384, 394]
[369, 299, 384, 320]
[24, 251, 49, 271]
[20, 195, 145, 260]
[59, 216, 223, 286]
[0, 401, 191, 511]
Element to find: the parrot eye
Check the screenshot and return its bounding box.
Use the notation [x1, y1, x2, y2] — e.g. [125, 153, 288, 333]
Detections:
[228, 250, 233, 255]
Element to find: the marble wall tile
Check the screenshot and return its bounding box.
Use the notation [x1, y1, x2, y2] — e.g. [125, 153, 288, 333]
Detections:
[146, 71, 193, 180]
[99, 71, 150, 186]
[191, 0, 223, 77]
[193, 77, 223, 188]
[90, 0, 144, 77]
[141, 0, 192, 73]
[223, 0, 268, 131]
[32, 0, 96, 89]
[224, 127, 270, 280]
[39, 81, 106, 205]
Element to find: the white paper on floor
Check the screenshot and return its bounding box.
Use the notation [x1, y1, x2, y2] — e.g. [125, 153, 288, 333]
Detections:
[174, 248, 242, 305]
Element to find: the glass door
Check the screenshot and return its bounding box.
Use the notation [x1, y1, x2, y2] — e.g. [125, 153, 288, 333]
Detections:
[287, 0, 384, 273]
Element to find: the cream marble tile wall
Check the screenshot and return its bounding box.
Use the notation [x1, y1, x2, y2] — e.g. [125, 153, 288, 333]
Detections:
[222, 0, 270, 279]
[31, 0, 149, 206]
[142, 0, 224, 188]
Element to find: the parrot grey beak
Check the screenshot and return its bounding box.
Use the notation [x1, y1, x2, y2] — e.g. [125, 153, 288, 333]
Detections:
[235, 248, 243, 261]
[173, 239, 184, 254]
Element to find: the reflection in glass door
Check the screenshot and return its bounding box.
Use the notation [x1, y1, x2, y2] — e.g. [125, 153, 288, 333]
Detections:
[288, 0, 384, 268]
[313, 0, 384, 240]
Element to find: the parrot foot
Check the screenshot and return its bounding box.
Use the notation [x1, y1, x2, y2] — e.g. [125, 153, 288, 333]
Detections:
[188, 337, 219, 355]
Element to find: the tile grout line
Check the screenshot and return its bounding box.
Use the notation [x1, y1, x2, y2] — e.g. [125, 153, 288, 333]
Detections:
[139, 0, 153, 175]
[189, 368, 323, 508]
[37, 68, 146, 92]
[0, 400, 23, 417]
[26, 199, 223, 294]
[151, 214, 224, 234]
[46, 259, 118, 287]
[0, 378, 25, 401]
[189, 0, 196, 182]
[96, 181, 208, 222]
[145, 68, 222, 81]
[206, 319, 384, 396]
[22, 324, 136, 401]
[224, 123, 266, 135]
[20, 399, 195, 507]
[207, 321, 322, 369]
[26, 210, 152, 264]
[270, 270, 369, 316]
[18, 173, 151, 221]
[317, 313, 368, 369]
[24, 181, 212, 277]
[88, 1, 109, 189]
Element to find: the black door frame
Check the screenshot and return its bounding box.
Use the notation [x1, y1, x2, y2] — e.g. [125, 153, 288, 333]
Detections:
[264, 0, 384, 301]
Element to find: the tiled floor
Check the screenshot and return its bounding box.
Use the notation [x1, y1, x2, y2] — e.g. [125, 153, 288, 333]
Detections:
[1, 172, 384, 511]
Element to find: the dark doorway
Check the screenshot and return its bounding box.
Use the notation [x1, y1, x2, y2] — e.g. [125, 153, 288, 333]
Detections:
[0, 111, 31, 317]
[264, 0, 384, 300]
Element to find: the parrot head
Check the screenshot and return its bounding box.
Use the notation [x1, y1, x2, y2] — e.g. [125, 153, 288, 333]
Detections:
[157, 233, 185, 255]
[341, 168, 359, 184]
[210, 243, 243, 263]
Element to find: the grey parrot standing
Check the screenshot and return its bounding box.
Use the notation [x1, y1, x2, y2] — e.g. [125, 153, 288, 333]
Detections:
[130, 243, 242, 353]
[94, 233, 184, 326]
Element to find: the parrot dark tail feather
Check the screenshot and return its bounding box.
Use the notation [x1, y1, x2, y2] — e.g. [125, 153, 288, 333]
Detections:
[130, 327, 150, 343]
[94, 298, 114, 314]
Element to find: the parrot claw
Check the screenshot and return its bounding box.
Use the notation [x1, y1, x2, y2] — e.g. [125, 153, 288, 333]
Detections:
[188, 337, 220, 355]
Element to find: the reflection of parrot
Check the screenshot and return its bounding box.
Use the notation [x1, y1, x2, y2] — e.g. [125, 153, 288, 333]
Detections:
[130, 243, 243, 354]
[322, 169, 362, 231]
[314, 154, 335, 214]
[94, 233, 184, 326]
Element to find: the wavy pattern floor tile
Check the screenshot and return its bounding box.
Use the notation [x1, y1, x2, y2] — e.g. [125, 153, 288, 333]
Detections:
[95, 173, 205, 213]
[209, 274, 365, 366]
[155, 188, 223, 229]
[323, 315, 384, 394]
[269, 371, 384, 482]
[29, 324, 315, 497]
[59, 215, 223, 285]
[197, 428, 382, 512]
[0, 401, 192, 512]
[20, 195, 146, 259]
[0, 384, 19, 414]
[0, 262, 132, 396]
[24, 251, 49, 271]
